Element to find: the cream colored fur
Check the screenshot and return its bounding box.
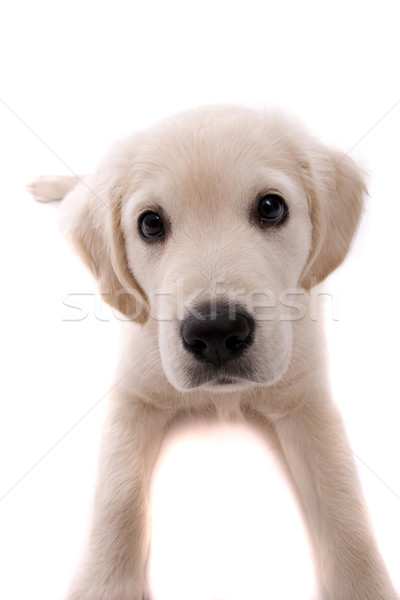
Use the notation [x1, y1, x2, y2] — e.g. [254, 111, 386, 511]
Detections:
[29, 106, 397, 599]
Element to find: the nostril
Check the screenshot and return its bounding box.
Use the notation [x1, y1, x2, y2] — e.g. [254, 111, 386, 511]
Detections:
[225, 334, 247, 351]
[191, 339, 207, 352]
[181, 330, 209, 359]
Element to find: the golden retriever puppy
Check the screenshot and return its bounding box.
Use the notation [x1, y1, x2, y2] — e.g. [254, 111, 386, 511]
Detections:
[29, 106, 397, 599]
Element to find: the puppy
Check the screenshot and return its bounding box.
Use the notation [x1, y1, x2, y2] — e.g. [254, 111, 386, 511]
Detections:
[29, 106, 397, 599]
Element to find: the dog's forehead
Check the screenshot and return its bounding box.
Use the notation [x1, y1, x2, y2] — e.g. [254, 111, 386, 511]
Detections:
[145, 109, 300, 176]
[126, 109, 307, 215]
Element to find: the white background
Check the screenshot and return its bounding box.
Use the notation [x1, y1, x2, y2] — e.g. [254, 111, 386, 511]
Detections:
[1, 1, 399, 598]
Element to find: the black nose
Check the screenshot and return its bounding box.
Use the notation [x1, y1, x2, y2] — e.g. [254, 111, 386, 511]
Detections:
[181, 305, 254, 367]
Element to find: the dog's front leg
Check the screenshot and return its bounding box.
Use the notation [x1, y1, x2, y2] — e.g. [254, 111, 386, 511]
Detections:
[271, 395, 397, 600]
[66, 393, 170, 600]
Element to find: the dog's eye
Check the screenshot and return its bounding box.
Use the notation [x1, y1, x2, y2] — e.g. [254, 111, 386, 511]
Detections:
[257, 194, 287, 225]
[138, 211, 164, 239]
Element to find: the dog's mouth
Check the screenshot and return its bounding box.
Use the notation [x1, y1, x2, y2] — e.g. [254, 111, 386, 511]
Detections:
[194, 367, 260, 390]
[215, 377, 240, 385]
[183, 358, 258, 390]
[198, 375, 258, 393]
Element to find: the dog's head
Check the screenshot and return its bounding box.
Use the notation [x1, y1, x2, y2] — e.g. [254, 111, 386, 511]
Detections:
[63, 106, 365, 392]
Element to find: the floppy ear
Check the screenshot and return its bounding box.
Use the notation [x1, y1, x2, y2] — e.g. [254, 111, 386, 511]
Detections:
[59, 177, 149, 323]
[300, 148, 367, 289]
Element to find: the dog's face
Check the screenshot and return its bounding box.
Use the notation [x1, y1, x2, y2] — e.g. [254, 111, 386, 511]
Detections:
[65, 106, 365, 392]
[120, 111, 313, 391]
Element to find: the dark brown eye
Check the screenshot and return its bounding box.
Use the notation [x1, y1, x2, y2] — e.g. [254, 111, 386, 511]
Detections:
[258, 194, 288, 225]
[138, 211, 164, 239]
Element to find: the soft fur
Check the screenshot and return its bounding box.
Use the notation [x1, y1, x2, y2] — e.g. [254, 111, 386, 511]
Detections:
[29, 106, 397, 599]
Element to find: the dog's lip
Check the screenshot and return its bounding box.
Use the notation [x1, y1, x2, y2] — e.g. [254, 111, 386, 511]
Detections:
[197, 375, 257, 392]
[215, 376, 239, 385]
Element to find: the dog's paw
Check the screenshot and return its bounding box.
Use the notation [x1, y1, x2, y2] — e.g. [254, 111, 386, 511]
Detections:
[27, 176, 62, 202]
[27, 174, 79, 203]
